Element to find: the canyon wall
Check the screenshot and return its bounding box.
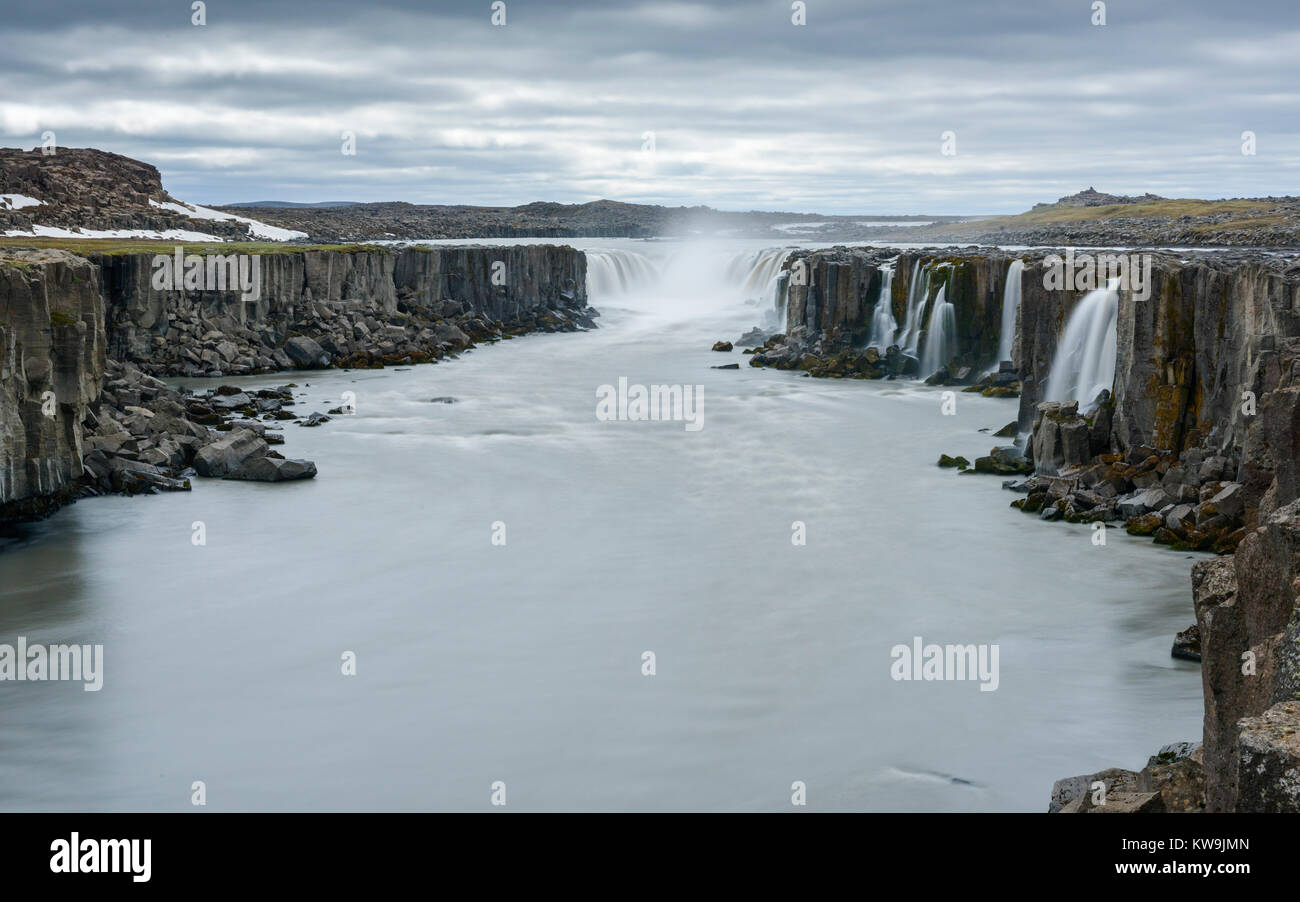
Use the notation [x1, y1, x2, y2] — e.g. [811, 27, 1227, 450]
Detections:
[0, 250, 105, 520]
[97, 245, 587, 375]
[767, 245, 1300, 810]
[774, 247, 1299, 472]
[0, 243, 589, 521]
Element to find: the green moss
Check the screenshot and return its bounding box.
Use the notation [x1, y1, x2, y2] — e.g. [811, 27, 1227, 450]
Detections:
[49, 310, 79, 327]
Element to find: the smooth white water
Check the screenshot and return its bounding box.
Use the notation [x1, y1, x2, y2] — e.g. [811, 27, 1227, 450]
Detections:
[587, 250, 659, 298]
[995, 259, 1025, 367]
[1044, 277, 1120, 410]
[900, 261, 930, 356]
[867, 264, 897, 350]
[919, 285, 957, 378]
[0, 240, 1202, 812]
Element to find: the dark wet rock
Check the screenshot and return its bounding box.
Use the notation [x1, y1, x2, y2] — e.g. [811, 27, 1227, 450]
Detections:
[1171, 624, 1202, 661]
[938, 454, 970, 470]
[711, 341, 733, 352]
[711, 363, 740, 370]
[301, 412, 331, 427]
[973, 445, 1032, 475]
[1030, 401, 1091, 477]
[192, 428, 268, 478]
[285, 336, 329, 368]
[226, 456, 317, 482]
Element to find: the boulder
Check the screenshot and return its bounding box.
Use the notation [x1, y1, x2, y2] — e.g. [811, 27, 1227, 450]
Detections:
[1031, 401, 1092, 476]
[1140, 743, 1205, 812]
[1236, 701, 1300, 812]
[226, 456, 317, 482]
[1065, 791, 1166, 813]
[285, 336, 328, 368]
[192, 428, 268, 478]
[1049, 768, 1140, 813]
[1171, 624, 1201, 661]
[1210, 482, 1245, 519]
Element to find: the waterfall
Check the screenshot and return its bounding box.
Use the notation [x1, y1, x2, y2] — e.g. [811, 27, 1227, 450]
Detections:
[586, 250, 658, 299]
[919, 285, 956, 378]
[899, 261, 930, 355]
[724, 247, 793, 325]
[725, 247, 791, 297]
[1044, 277, 1120, 410]
[716, 246, 793, 327]
[868, 264, 897, 349]
[995, 259, 1024, 366]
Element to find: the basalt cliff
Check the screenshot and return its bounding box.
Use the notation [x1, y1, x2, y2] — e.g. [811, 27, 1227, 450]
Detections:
[744, 244, 1300, 811]
[0, 243, 591, 523]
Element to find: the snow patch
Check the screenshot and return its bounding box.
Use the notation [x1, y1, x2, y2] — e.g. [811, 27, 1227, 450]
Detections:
[4, 225, 225, 241]
[150, 199, 308, 241]
[0, 194, 44, 210]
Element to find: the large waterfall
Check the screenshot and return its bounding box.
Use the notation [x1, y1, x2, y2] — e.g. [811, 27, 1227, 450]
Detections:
[919, 285, 956, 378]
[1044, 277, 1120, 410]
[586, 250, 659, 298]
[725, 247, 791, 300]
[995, 259, 1024, 367]
[724, 247, 795, 326]
[899, 261, 930, 355]
[867, 264, 897, 349]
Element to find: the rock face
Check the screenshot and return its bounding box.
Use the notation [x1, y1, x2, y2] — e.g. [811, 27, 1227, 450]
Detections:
[0, 249, 106, 519]
[755, 245, 1300, 814]
[0, 243, 592, 522]
[1052, 742, 1205, 813]
[0, 147, 264, 240]
[1236, 701, 1300, 812]
[98, 245, 591, 376]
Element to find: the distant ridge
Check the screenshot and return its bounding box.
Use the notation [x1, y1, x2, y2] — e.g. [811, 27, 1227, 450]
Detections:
[228, 201, 362, 209]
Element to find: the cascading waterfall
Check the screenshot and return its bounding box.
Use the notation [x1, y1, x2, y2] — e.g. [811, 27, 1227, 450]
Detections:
[725, 247, 791, 298]
[722, 247, 794, 325]
[900, 261, 930, 355]
[713, 246, 795, 327]
[918, 285, 956, 378]
[1043, 277, 1120, 410]
[585, 250, 659, 299]
[995, 259, 1024, 367]
[867, 264, 897, 350]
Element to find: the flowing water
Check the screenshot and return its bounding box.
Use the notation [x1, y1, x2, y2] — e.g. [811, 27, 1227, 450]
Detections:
[0, 239, 1202, 812]
[919, 285, 957, 379]
[996, 259, 1025, 368]
[900, 261, 930, 357]
[1044, 277, 1120, 410]
[867, 264, 897, 351]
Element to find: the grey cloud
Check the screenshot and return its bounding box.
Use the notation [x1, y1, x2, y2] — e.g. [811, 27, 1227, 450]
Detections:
[1, 0, 1296, 213]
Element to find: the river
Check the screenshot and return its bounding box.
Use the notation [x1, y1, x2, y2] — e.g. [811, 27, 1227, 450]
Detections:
[0, 238, 1203, 811]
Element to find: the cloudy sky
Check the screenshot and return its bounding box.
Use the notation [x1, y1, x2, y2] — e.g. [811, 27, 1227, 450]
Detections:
[1, 0, 1296, 214]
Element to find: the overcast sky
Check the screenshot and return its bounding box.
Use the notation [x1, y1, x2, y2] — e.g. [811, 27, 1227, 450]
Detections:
[1, 0, 1296, 214]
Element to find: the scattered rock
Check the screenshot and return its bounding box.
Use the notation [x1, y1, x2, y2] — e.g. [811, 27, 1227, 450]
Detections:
[1171, 624, 1201, 661]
